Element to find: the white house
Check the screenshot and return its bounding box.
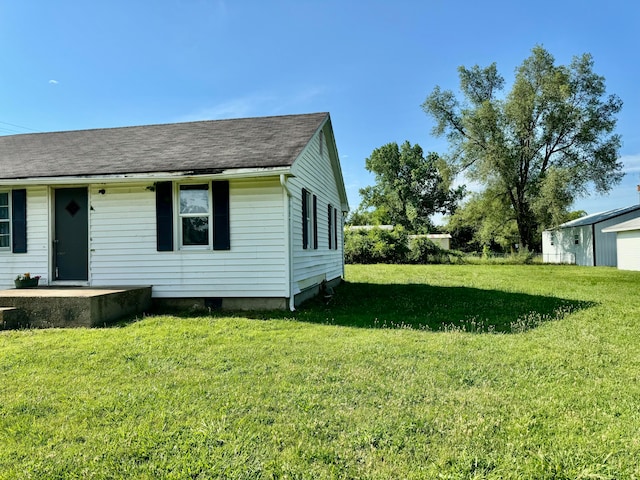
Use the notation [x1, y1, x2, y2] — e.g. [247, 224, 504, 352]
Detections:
[0, 112, 349, 310]
[602, 218, 640, 271]
[542, 205, 640, 266]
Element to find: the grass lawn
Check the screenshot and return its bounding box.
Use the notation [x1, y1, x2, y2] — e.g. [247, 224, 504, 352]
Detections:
[1, 264, 640, 479]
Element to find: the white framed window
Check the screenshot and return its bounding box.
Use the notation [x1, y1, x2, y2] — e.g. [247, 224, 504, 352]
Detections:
[0, 192, 9, 250]
[156, 181, 229, 252]
[574, 234, 580, 245]
[179, 184, 211, 247]
[319, 130, 324, 156]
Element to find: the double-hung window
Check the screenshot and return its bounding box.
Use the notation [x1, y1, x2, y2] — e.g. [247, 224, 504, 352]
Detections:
[0, 192, 9, 250]
[156, 180, 230, 252]
[327, 204, 339, 250]
[0, 189, 27, 253]
[302, 188, 317, 249]
[179, 184, 210, 247]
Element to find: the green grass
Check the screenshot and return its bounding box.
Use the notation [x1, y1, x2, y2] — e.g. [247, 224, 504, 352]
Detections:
[1, 264, 640, 479]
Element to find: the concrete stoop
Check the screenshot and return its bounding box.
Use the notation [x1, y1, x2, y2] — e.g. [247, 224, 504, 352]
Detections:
[0, 286, 152, 329]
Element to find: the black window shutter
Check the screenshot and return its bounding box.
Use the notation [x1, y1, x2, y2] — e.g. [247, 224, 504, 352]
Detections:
[302, 189, 308, 249]
[334, 208, 338, 250]
[313, 195, 318, 249]
[212, 180, 230, 250]
[328, 204, 333, 249]
[11, 189, 27, 253]
[155, 181, 174, 251]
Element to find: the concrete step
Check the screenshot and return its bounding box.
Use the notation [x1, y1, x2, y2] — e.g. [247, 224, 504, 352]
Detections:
[0, 286, 152, 328]
[0, 307, 25, 330]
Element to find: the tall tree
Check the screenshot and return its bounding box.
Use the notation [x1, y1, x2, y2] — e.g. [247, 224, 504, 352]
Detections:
[447, 187, 520, 251]
[422, 46, 623, 250]
[357, 141, 464, 232]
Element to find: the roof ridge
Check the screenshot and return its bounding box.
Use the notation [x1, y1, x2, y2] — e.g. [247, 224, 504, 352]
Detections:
[0, 112, 330, 138]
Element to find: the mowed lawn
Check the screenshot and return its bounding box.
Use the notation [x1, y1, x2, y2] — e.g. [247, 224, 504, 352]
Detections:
[1, 265, 640, 479]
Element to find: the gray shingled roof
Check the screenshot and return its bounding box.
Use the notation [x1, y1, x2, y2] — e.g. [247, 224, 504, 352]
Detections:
[556, 204, 640, 228]
[0, 112, 329, 180]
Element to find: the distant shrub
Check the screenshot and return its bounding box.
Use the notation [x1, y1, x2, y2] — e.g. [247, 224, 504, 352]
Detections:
[408, 237, 443, 263]
[345, 227, 465, 265]
[344, 227, 409, 264]
[344, 227, 543, 266]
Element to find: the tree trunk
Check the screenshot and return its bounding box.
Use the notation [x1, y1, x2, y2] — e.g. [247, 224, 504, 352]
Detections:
[510, 191, 536, 252]
[514, 205, 538, 252]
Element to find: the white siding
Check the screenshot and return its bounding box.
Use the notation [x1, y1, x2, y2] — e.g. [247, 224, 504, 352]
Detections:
[575, 226, 594, 266]
[0, 120, 348, 305]
[616, 230, 640, 271]
[542, 226, 593, 265]
[289, 123, 345, 295]
[89, 179, 288, 298]
[0, 186, 49, 288]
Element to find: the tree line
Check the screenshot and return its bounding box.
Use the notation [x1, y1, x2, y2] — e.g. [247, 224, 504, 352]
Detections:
[349, 46, 623, 252]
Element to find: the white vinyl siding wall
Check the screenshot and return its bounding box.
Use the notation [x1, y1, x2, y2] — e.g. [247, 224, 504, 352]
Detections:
[89, 179, 288, 298]
[542, 226, 593, 266]
[0, 186, 49, 288]
[0, 118, 347, 307]
[289, 124, 344, 294]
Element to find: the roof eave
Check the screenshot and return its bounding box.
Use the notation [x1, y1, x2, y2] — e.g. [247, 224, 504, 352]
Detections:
[0, 166, 293, 186]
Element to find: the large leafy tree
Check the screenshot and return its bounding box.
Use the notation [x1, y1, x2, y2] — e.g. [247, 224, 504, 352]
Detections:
[422, 46, 623, 250]
[357, 141, 464, 232]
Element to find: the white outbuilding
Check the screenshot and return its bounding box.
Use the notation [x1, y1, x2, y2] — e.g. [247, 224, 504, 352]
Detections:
[542, 205, 640, 266]
[601, 218, 640, 271]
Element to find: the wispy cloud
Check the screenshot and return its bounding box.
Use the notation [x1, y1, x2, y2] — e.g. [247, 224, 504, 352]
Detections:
[48, 79, 59, 85]
[281, 86, 327, 111]
[175, 85, 328, 123]
[175, 94, 277, 122]
[621, 154, 640, 174]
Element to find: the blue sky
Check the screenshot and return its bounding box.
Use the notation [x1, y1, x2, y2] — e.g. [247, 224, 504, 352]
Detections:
[1, 1, 639, 220]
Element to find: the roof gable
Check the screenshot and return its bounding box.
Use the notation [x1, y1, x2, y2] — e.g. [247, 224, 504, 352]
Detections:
[0, 112, 329, 180]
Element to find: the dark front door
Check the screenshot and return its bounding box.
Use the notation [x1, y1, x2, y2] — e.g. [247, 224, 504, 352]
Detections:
[54, 187, 88, 281]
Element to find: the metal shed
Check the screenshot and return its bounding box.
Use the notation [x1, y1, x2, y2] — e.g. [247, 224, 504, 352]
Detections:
[542, 205, 640, 266]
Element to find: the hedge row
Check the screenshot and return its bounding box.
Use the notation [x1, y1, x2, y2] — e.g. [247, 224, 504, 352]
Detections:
[344, 227, 463, 264]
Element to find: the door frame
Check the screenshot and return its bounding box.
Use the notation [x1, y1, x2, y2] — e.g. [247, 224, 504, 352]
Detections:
[50, 185, 91, 286]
